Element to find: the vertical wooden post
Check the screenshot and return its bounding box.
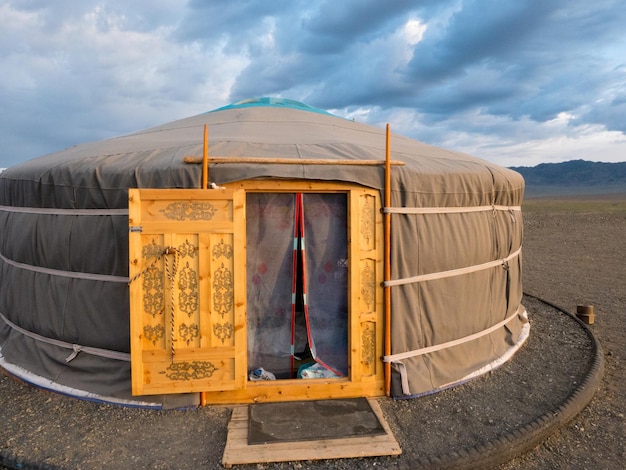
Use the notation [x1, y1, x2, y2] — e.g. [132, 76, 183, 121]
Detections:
[201, 124, 208, 406]
[202, 124, 209, 190]
[384, 124, 392, 396]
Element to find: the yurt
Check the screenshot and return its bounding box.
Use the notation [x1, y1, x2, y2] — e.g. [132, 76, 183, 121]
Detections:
[0, 98, 527, 408]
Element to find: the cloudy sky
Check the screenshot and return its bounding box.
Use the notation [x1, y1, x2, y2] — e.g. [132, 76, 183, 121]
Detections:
[1, 0, 625, 169]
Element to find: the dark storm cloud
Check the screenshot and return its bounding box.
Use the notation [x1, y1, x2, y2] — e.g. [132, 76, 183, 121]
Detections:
[293, 0, 415, 54]
[1, 0, 625, 168]
[400, 0, 626, 121]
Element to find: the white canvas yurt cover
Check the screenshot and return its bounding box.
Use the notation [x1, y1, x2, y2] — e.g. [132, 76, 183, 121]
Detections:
[0, 98, 527, 408]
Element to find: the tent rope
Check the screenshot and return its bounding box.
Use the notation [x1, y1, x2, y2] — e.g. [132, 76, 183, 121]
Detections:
[163, 247, 178, 363]
[127, 246, 178, 362]
[127, 250, 168, 285]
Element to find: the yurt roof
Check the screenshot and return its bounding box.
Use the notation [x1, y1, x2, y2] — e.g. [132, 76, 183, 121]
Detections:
[0, 98, 524, 209]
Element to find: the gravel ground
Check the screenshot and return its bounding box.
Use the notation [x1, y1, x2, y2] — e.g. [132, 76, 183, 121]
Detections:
[1, 197, 623, 469]
[500, 200, 626, 469]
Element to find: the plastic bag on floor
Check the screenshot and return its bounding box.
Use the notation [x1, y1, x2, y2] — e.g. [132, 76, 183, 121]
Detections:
[248, 367, 276, 381]
[297, 362, 340, 379]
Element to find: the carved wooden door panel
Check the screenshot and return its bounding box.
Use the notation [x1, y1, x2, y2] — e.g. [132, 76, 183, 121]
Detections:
[352, 188, 384, 381]
[128, 188, 246, 396]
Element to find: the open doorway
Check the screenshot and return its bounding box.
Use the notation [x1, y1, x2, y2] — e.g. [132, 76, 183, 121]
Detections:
[246, 192, 348, 380]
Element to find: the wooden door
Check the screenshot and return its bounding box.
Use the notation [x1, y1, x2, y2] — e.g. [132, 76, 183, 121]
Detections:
[128, 188, 246, 395]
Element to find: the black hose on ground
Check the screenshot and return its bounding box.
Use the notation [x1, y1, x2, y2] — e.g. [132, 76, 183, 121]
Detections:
[404, 292, 605, 470]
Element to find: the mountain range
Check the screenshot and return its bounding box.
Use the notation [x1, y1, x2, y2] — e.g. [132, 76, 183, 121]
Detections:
[509, 159, 626, 197]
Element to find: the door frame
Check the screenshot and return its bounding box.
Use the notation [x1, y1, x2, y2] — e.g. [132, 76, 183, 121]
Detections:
[212, 180, 384, 403]
[129, 180, 384, 404]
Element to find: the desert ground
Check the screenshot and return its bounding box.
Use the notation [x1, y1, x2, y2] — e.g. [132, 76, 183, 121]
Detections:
[500, 195, 626, 469]
[1, 195, 624, 469]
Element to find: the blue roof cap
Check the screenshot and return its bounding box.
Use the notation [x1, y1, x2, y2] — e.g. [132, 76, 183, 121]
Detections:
[210, 97, 333, 116]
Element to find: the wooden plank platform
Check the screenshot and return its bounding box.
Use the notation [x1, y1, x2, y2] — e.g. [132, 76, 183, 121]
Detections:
[222, 398, 401, 467]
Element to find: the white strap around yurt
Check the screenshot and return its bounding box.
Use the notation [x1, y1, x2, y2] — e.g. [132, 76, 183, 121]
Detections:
[384, 246, 521, 287]
[383, 204, 521, 215]
[0, 206, 130, 282]
[383, 306, 525, 364]
[0, 311, 130, 362]
[0, 205, 128, 216]
[385, 306, 527, 395]
[0, 252, 129, 283]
